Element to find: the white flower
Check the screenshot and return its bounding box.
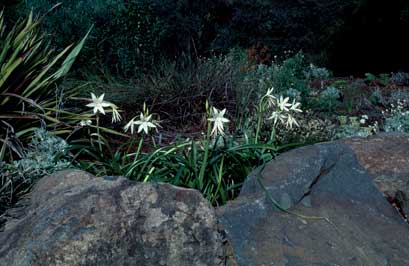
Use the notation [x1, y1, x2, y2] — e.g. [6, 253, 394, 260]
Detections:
[124, 117, 137, 134]
[361, 115, 368, 120]
[110, 104, 122, 123]
[79, 120, 92, 127]
[286, 114, 299, 129]
[290, 99, 302, 113]
[124, 104, 158, 135]
[135, 113, 157, 134]
[208, 107, 230, 136]
[268, 111, 286, 125]
[86, 93, 111, 115]
[266, 96, 302, 129]
[264, 87, 277, 106]
[360, 119, 366, 124]
[276, 96, 291, 111]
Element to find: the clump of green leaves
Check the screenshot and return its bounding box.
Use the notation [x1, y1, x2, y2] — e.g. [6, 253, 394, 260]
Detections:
[364, 72, 390, 86]
[319, 86, 341, 112]
[1, 128, 71, 213]
[274, 111, 336, 145]
[369, 88, 386, 106]
[383, 100, 409, 133]
[270, 52, 309, 96]
[304, 63, 331, 80]
[334, 115, 377, 139]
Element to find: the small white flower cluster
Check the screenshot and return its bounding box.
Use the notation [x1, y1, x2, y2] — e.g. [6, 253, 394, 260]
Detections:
[264, 87, 302, 129]
[359, 115, 369, 125]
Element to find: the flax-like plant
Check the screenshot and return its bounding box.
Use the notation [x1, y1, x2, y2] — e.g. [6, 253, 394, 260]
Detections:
[0, 10, 91, 160]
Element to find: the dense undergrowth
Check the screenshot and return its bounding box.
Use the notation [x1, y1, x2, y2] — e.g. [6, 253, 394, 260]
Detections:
[2, 5, 409, 222]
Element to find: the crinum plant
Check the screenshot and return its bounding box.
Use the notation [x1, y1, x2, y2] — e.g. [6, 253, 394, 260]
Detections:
[254, 87, 302, 144]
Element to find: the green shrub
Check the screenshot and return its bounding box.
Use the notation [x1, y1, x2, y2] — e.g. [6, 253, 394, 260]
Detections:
[334, 115, 377, 139]
[369, 88, 386, 106]
[271, 52, 309, 96]
[319, 86, 341, 112]
[304, 63, 331, 80]
[384, 100, 409, 133]
[274, 111, 336, 145]
[1, 128, 72, 213]
[235, 51, 311, 112]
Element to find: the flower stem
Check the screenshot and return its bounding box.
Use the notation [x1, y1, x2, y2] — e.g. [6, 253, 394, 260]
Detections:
[211, 156, 224, 204]
[198, 121, 212, 190]
[96, 114, 102, 153]
[133, 137, 144, 163]
[269, 127, 276, 144]
[255, 103, 264, 144]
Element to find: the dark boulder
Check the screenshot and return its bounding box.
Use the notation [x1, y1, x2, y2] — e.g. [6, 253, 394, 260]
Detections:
[217, 134, 409, 266]
[0, 170, 224, 266]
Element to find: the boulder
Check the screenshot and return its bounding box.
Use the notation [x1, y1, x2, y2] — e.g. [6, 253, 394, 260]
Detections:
[344, 133, 409, 218]
[217, 133, 409, 266]
[0, 170, 224, 266]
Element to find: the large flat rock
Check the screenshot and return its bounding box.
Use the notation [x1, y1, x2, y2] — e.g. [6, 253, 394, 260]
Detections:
[217, 134, 409, 266]
[0, 170, 224, 266]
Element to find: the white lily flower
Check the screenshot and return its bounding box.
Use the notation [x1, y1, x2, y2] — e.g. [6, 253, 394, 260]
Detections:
[264, 87, 277, 107]
[124, 117, 137, 134]
[86, 93, 111, 115]
[290, 99, 302, 113]
[276, 96, 291, 112]
[265, 87, 275, 97]
[124, 104, 158, 135]
[135, 112, 157, 134]
[286, 114, 299, 129]
[268, 111, 286, 125]
[110, 104, 122, 123]
[208, 107, 230, 136]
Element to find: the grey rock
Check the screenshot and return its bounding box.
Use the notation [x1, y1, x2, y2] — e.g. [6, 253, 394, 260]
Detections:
[344, 133, 409, 218]
[217, 134, 409, 266]
[0, 170, 224, 266]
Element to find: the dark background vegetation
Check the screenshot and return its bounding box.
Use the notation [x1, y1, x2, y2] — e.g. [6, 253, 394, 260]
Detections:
[2, 0, 409, 77]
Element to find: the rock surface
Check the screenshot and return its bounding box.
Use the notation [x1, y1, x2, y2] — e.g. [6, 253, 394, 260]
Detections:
[344, 133, 409, 217]
[217, 133, 409, 266]
[0, 170, 224, 266]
